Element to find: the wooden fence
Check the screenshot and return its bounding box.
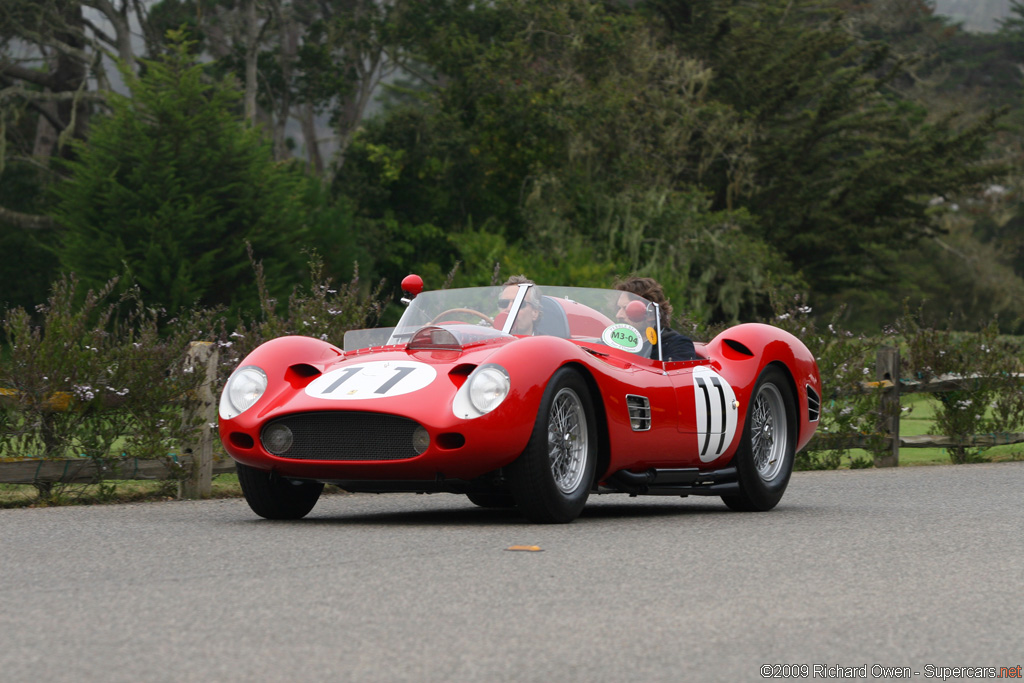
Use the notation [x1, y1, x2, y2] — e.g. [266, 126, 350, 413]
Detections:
[805, 346, 1024, 466]
[0, 342, 230, 498]
[3, 345, 1023, 493]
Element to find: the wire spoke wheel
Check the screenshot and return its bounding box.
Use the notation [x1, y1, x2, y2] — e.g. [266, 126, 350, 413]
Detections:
[547, 388, 589, 494]
[721, 366, 796, 512]
[508, 368, 597, 523]
[750, 383, 788, 483]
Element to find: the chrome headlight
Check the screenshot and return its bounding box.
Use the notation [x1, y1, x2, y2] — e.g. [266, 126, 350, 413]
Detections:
[468, 365, 511, 414]
[219, 365, 268, 419]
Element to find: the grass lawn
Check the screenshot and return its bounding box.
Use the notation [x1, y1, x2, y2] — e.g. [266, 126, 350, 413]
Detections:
[836, 393, 1024, 467]
[0, 473, 243, 508]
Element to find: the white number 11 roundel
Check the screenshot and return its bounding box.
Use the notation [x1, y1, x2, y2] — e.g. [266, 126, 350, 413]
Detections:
[305, 361, 437, 400]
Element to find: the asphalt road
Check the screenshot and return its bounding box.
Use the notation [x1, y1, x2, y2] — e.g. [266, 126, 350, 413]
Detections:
[1, 463, 1022, 683]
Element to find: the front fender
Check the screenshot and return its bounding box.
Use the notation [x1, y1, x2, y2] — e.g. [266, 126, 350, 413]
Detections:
[235, 335, 344, 376]
[484, 335, 598, 400]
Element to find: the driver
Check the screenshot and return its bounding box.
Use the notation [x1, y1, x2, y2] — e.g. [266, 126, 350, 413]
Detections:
[499, 275, 543, 336]
[614, 276, 697, 361]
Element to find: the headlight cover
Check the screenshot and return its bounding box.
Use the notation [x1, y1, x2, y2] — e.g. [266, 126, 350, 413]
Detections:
[453, 364, 510, 419]
[262, 423, 293, 454]
[219, 365, 268, 419]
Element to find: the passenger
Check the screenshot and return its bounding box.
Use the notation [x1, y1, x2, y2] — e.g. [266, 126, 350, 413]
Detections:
[498, 275, 543, 336]
[614, 276, 697, 361]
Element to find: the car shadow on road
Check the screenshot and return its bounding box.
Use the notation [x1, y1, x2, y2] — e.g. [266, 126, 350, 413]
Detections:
[257, 496, 739, 527]
[581, 499, 732, 519]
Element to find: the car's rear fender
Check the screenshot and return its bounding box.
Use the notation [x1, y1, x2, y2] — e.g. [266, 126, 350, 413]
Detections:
[704, 323, 821, 452]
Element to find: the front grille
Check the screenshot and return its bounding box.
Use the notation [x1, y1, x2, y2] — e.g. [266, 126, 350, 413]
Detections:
[806, 386, 821, 422]
[262, 412, 422, 461]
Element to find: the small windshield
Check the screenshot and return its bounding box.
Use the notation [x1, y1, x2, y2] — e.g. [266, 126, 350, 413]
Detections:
[369, 285, 663, 358]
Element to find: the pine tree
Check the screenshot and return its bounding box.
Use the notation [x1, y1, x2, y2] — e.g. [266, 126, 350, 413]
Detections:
[54, 32, 310, 318]
[650, 0, 1004, 297]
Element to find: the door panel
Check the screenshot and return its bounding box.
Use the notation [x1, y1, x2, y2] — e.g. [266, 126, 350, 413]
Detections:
[670, 366, 739, 463]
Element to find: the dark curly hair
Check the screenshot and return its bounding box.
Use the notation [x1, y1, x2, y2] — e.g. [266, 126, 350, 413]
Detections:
[501, 274, 543, 312]
[613, 276, 673, 321]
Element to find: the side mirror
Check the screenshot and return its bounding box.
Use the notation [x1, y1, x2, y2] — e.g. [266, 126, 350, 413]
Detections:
[401, 274, 424, 296]
[400, 274, 424, 305]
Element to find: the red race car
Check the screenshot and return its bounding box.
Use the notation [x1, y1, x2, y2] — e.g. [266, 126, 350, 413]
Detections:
[218, 277, 821, 523]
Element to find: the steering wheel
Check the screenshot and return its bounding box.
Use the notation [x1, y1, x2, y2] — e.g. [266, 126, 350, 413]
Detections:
[430, 308, 495, 326]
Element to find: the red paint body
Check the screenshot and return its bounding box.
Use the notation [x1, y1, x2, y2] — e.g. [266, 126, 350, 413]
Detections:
[219, 283, 820, 492]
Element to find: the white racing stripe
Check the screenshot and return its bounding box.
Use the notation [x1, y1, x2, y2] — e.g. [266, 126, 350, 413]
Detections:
[693, 367, 738, 462]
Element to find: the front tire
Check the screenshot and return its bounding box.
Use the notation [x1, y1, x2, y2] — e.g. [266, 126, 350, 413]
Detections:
[236, 462, 324, 520]
[509, 367, 597, 523]
[722, 366, 796, 512]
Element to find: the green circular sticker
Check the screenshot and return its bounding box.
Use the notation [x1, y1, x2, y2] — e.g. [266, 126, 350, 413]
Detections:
[602, 324, 643, 353]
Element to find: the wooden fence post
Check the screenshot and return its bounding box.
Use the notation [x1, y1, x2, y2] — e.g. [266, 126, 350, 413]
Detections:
[180, 342, 219, 499]
[875, 346, 900, 467]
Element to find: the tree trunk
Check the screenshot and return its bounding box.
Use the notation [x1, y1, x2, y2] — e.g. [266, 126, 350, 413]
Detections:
[244, 0, 260, 123]
[32, 102, 60, 160]
[299, 103, 324, 175]
[273, 6, 297, 161]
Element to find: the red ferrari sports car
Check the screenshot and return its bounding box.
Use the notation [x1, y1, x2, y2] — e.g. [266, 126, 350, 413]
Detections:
[218, 277, 821, 523]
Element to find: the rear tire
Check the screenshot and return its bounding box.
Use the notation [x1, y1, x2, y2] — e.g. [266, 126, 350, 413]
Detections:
[236, 462, 324, 520]
[721, 366, 796, 512]
[509, 367, 597, 523]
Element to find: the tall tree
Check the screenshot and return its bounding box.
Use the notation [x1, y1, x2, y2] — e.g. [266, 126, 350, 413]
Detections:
[0, 0, 163, 232]
[186, 0, 418, 172]
[337, 0, 793, 321]
[53, 34, 311, 317]
[648, 0, 1004, 299]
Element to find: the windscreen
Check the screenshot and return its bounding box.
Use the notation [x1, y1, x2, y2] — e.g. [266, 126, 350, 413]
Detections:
[344, 285, 661, 358]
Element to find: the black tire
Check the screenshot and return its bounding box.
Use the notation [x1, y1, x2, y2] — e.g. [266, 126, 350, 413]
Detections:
[236, 462, 324, 520]
[466, 491, 517, 508]
[508, 367, 597, 523]
[722, 366, 797, 512]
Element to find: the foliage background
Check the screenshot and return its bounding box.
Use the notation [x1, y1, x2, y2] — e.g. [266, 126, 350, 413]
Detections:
[2, 0, 1024, 333]
[3, 1, 1024, 488]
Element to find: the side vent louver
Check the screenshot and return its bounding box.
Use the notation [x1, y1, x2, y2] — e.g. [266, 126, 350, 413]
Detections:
[626, 395, 651, 431]
[807, 386, 821, 422]
[724, 339, 755, 356]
